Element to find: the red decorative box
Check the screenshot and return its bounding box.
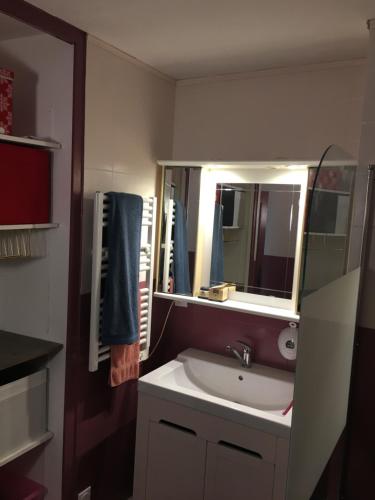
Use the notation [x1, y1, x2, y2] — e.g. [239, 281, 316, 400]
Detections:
[0, 471, 47, 500]
[0, 143, 50, 224]
[0, 68, 14, 135]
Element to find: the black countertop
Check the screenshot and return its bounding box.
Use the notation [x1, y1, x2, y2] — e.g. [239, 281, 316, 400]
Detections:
[0, 330, 63, 385]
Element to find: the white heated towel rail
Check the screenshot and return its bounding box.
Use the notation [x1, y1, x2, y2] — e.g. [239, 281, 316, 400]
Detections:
[162, 199, 175, 293]
[89, 192, 157, 372]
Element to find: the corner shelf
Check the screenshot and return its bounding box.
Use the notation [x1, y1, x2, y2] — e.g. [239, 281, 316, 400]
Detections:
[0, 133, 61, 150]
[0, 223, 59, 231]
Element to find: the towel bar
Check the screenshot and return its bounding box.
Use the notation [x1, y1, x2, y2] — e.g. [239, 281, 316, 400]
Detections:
[89, 192, 157, 372]
[162, 199, 175, 293]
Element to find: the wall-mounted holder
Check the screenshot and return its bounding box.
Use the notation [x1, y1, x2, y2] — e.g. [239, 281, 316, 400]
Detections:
[0, 224, 59, 259]
[278, 322, 298, 360]
[89, 192, 157, 372]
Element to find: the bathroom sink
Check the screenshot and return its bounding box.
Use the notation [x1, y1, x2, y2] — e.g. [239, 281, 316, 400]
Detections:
[138, 348, 294, 437]
[175, 349, 293, 411]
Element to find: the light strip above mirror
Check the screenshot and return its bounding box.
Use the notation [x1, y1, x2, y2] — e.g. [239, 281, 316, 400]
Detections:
[157, 160, 357, 169]
[157, 160, 315, 170]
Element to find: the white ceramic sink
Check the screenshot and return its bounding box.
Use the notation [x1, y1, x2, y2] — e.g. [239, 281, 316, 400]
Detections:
[138, 348, 294, 437]
[175, 349, 293, 412]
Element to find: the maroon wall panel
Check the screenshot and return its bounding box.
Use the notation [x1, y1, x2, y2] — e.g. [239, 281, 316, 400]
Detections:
[343, 326, 375, 499]
[65, 294, 138, 499]
[149, 297, 296, 372]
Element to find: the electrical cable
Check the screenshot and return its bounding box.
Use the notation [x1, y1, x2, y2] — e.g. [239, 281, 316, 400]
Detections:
[147, 301, 175, 359]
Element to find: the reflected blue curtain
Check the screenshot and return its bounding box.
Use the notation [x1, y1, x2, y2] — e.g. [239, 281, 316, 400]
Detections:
[173, 199, 191, 294]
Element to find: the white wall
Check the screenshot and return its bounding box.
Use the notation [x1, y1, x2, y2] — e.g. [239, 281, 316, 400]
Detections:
[173, 60, 366, 161]
[0, 34, 73, 499]
[81, 37, 176, 293]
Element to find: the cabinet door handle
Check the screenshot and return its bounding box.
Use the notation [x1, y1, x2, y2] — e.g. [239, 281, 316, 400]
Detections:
[218, 440, 263, 460]
[159, 419, 197, 436]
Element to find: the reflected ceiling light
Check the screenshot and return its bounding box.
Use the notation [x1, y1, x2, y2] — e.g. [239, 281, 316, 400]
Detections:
[288, 164, 309, 169]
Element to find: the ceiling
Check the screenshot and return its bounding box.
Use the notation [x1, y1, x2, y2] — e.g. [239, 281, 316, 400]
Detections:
[0, 12, 39, 41]
[21, 1, 375, 78]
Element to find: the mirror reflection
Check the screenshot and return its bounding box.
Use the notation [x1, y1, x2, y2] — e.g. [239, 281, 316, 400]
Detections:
[301, 158, 356, 300]
[210, 183, 301, 298]
[158, 166, 201, 295]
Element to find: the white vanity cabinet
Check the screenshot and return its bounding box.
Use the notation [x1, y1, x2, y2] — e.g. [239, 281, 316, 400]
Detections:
[205, 441, 274, 500]
[145, 421, 206, 500]
[133, 393, 290, 500]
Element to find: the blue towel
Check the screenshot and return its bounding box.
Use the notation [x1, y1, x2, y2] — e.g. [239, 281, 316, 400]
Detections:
[173, 199, 191, 294]
[102, 192, 143, 345]
[210, 203, 224, 286]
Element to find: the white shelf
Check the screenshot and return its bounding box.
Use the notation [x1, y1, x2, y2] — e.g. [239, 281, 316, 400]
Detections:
[0, 133, 61, 150]
[306, 232, 347, 237]
[308, 187, 351, 196]
[0, 223, 59, 231]
[0, 431, 54, 467]
[154, 292, 300, 322]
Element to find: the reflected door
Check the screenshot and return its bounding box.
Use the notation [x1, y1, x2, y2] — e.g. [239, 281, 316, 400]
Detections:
[242, 185, 300, 299]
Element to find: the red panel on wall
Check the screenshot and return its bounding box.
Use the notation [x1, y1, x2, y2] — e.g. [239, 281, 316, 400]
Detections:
[0, 143, 50, 224]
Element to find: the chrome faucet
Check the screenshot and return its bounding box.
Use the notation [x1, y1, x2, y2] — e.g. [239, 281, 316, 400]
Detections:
[225, 340, 253, 368]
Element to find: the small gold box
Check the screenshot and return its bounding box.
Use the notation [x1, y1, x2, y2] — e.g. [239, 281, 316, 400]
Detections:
[208, 283, 236, 302]
[198, 288, 210, 299]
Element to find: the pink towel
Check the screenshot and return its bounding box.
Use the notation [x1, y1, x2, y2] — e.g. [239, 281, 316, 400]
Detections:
[109, 282, 146, 387]
[109, 343, 140, 387]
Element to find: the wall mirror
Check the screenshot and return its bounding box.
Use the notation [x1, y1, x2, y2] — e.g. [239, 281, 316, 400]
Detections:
[211, 182, 301, 300]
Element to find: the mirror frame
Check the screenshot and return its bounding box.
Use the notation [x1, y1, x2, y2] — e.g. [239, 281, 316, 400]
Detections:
[196, 167, 308, 313]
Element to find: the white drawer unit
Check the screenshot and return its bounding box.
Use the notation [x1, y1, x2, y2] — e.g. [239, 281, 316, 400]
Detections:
[0, 369, 52, 466]
[133, 393, 289, 500]
[145, 421, 206, 500]
[204, 442, 274, 500]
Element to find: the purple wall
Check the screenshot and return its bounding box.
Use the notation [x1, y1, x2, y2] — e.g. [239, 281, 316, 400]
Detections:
[66, 294, 138, 500]
[343, 326, 375, 499]
[150, 297, 296, 372]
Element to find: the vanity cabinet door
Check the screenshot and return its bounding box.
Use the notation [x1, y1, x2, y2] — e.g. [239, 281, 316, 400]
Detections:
[204, 442, 274, 500]
[145, 421, 206, 500]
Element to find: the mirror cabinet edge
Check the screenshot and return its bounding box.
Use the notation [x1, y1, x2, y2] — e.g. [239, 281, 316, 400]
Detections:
[192, 166, 207, 296]
[154, 163, 165, 292]
[291, 170, 308, 314]
[155, 163, 204, 296]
